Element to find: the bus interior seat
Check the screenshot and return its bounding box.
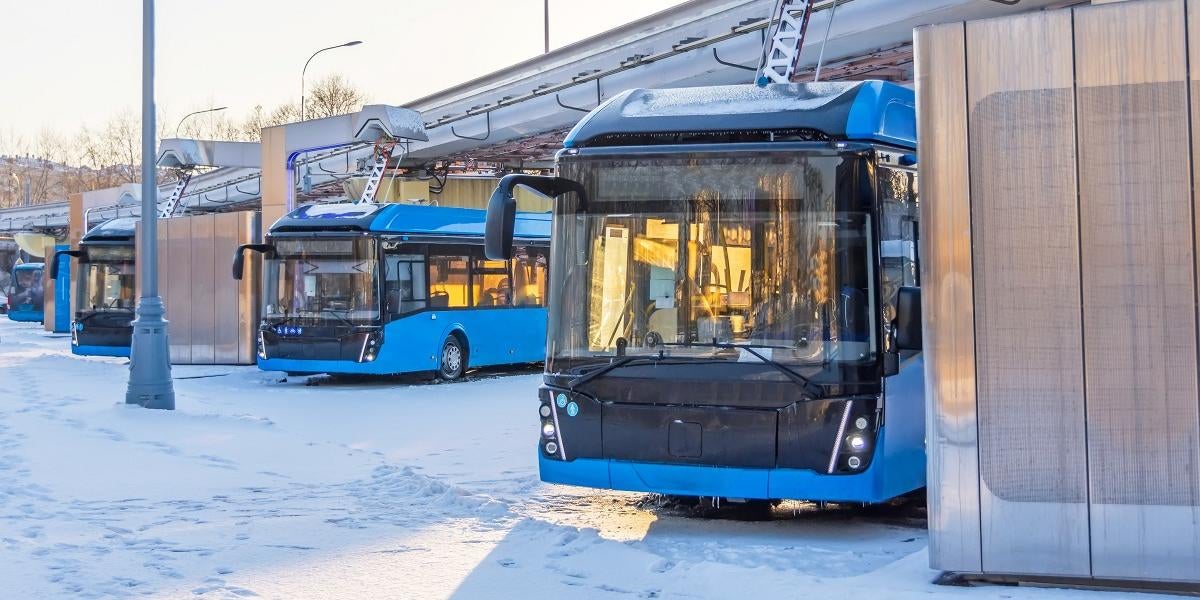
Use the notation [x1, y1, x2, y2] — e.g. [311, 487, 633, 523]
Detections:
[515, 285, 540, 306]
[429, 291, 450, 308]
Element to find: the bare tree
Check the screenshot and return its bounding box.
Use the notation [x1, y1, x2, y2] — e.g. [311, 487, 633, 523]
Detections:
[0, 73, 369, 205]
[305, 74, 368, 120]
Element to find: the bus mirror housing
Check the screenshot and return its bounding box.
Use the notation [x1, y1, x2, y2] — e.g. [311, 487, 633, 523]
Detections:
[232, 243, 272, 280]
[485, 174, 587, 261]
[49, 249, 81, 280]
[485, 182, 518, 261]
[895, 286, 922, 351]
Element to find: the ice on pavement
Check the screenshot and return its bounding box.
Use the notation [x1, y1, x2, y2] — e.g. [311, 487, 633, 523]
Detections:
[0, 320, 1149, 599]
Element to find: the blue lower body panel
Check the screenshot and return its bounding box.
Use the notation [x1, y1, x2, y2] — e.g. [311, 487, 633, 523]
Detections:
[258, 307, 547, 375]
[8, 309, 43, 323]
[540, 445, 922, 504]
[72, 344, 130, 358]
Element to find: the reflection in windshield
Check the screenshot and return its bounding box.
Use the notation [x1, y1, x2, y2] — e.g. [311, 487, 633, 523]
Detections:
[550, 152, 874, 372]
[263, 237, 378, 324]
[79, 245, 136, 313]
[11, 268, 44, 309]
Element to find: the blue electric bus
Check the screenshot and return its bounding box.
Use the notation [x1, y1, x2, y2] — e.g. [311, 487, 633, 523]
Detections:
[7, 262, 45, 322]
[52, 218, 138, 356]
[233, 202, 551, 379]
[484, 81, 924, 503]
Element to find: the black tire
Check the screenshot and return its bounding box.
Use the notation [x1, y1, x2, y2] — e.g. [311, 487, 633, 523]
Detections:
[437, 335, 466, 380]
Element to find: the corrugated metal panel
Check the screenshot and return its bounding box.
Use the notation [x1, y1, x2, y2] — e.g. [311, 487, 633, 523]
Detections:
[166, 218, 192, 364]
[190, 214, 217, 364]
[914, 21, 982, 575]
[238, 212, 262, 365]
[1075, 0, 1200, 581]
[965, 9, 1090, 576]
[212, 213, 241, 364]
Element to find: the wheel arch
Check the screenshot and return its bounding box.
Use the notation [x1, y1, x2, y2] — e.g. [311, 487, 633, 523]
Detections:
[437, 322, 470, 366]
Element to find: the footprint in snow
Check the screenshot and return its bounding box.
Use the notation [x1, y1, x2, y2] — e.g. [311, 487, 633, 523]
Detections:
[497, 558, 518, 568]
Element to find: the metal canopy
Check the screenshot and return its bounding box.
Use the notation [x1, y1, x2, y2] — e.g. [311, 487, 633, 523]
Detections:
[156, 139, 261, 169]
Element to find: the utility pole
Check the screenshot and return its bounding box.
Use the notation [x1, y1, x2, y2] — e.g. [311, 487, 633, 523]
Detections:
[544, 0, 550, 53]
[125, 0, 175, 410]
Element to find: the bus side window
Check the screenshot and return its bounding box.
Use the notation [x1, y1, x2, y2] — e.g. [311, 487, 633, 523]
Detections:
[878, 167, 919, 324]
[384, 252, 427, 319]
[471, 254, 512, 307]
[428, 253, 469, 308]
[511, 247, 548, 307]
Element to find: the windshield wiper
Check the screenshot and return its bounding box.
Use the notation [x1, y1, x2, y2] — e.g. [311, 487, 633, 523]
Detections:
[659, 341, 825, 399]
[267, 314, 303, 327]
[568, 356, 657, 390]
[319, 308, 356, 328]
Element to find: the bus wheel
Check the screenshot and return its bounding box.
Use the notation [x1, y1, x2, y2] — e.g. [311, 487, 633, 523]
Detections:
[438, 336, 466, 380]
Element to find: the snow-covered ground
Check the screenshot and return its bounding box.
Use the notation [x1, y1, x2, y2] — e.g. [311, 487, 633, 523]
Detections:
[0, 319, 1153, 599]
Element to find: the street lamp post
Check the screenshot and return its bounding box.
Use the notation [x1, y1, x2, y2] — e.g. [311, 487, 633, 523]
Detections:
[175, 106, 228, 137]
[300, 41, 362, 122]
[9, 174, 18, 208]
[126, 0, 174, 410]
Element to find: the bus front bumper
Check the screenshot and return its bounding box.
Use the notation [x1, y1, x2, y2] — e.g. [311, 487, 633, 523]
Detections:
[72, 344, 131, 358]
[539, 452, 913, 504]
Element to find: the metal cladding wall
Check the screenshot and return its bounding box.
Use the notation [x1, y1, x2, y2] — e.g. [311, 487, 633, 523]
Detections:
[136, 212, 261, 365]
[917, 0, 1200, 585]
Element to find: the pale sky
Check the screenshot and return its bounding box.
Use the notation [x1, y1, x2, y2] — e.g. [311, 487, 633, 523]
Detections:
[0, 0, 689, 144]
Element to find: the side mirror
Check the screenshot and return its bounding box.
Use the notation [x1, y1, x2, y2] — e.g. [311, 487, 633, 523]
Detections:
[484, 174, 586, 261]
[49, 250, 81, 280]
[232, 243, 272, 280]
[895, 286, 922, 351]
[484, 182, 518, 261]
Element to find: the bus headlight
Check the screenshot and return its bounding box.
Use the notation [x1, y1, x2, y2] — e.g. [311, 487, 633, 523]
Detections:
[257, 332, 267, 359]
[848, 434, 867, 451]
[542, 422, 556, 438]
[539, 404, 552, 418]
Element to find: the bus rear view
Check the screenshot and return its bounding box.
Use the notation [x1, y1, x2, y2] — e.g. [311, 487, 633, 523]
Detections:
[488, 81, 925, 503]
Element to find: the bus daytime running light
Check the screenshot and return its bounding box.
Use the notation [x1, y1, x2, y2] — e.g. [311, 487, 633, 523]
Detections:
[847, 456, 862, 469]
[546, 441, 558, 455]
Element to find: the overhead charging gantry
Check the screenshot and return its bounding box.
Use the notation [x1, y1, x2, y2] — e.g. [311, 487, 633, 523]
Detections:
[155, 139, 262, 216]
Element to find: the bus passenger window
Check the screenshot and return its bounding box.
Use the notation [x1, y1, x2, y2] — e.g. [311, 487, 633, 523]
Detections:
[385, 253, 427, 319]
[428, 254, 469, 308]
[511, 247, 548, 307]
[471, 258, 511, 307]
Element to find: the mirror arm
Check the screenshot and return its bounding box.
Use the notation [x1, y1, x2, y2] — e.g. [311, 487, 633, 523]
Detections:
[232, 243, 272, 280]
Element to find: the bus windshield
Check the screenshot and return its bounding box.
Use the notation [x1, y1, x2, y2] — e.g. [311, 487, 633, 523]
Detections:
[263, 237, 379, 324]
[11, 267, 44, 308]
[550, 151, 875, 373]
[80, 246, 135, 312]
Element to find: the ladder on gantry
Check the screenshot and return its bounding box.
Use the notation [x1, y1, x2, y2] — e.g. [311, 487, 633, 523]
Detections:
[356, 139, 399, 204]
[156, 169, 195, 218]
[757, 0, 815, 86]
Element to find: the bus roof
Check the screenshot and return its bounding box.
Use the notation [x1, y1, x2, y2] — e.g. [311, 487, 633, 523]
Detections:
[563, 80, 915, 150]
[271, 202, 551, 240]
[81, 217, 139, 243]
